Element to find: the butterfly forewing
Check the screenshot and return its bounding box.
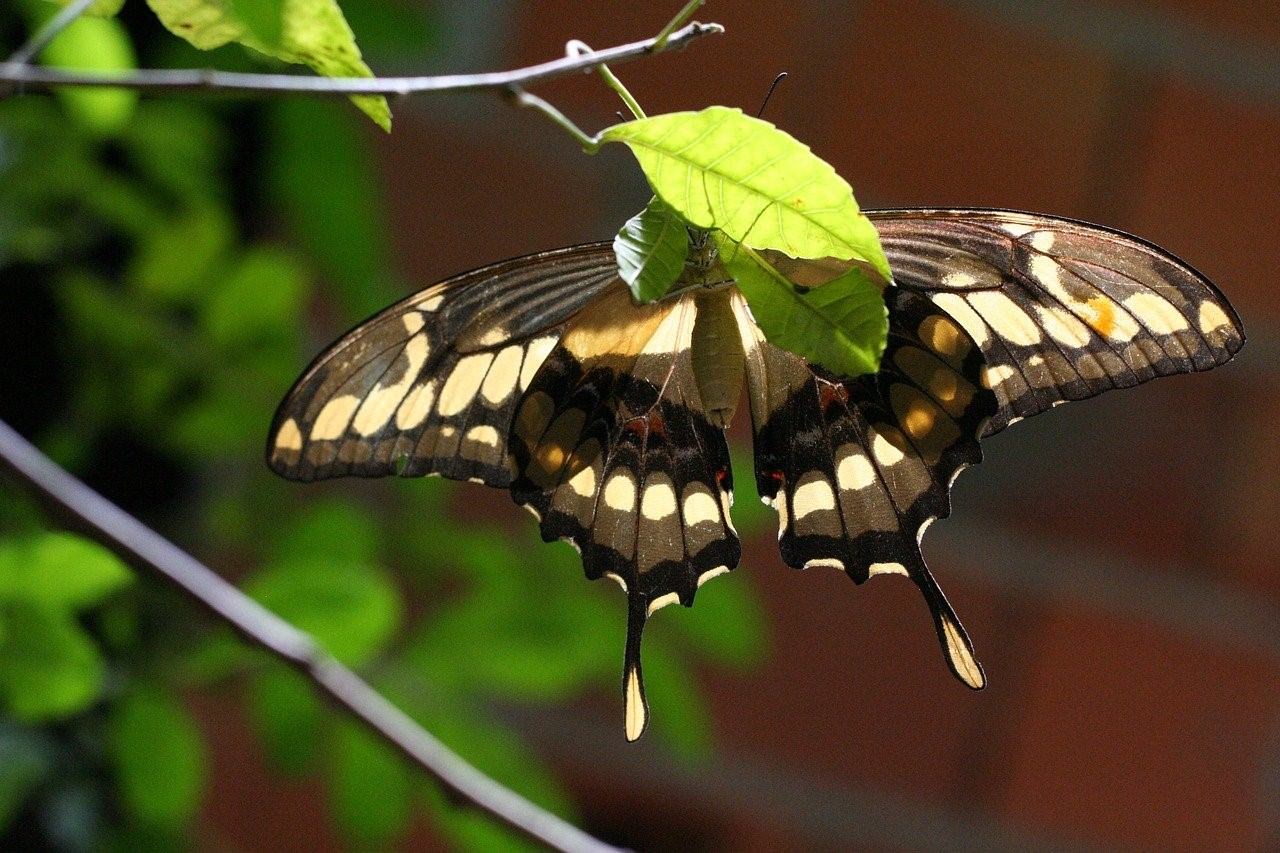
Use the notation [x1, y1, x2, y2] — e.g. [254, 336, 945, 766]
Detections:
[872, 209, 1245, 435]
[267, 245, 618, 484]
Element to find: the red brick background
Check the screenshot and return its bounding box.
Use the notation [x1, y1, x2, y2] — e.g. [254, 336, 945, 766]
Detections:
[227, 2, 1280, 849]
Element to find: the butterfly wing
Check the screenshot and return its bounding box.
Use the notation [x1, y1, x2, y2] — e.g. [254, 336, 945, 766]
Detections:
[872, 208, 1245, 435]
[267, 245, 618, 485]
[510, 284, 740, 740]
[734, 286, 996, 688]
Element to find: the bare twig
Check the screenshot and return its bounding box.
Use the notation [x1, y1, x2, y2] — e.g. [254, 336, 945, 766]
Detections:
[6, 0, 97, 66]
[0, 20, 723, 97]
[0, 420, 622, 853]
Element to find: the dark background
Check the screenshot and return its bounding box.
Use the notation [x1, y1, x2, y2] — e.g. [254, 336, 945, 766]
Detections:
[1, 1, 1277, 850]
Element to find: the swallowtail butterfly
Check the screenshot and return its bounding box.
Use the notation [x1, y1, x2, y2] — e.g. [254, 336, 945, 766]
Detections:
[268, 209, 1243, 740]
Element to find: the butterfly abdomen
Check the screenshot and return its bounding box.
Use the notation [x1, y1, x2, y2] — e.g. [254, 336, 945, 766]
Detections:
[690, 286, 747, 428]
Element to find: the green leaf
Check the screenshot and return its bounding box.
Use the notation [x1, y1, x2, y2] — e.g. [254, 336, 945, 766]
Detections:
[244, 559, 401, 665]
[271, 499, 378, 567]
[721, 240, 889, 378]
[613, 196, 689, 303]
[200, 246, 307, 347]
[640, 642, 712, 761]
[265, 98, 395, 318]
[600, 107, 891, 279]
[329, 722, 412, 845]
[248, 666, 322, 775]
[144, 0, 390, 130]
[0, 605, 104, 721]
[108, 685, 206, 828]
[664, 570, 766, 670]
[227, 0, 283, 46]
[44, 0, 126, 16]
[0, 533, 132, 610]
[37, 15, 137, 135]
[727, 444, 774, 538]
[126, 202, 235, 301]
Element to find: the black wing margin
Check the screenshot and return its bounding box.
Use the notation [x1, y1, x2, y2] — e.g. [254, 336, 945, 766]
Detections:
[873, 209, 1245, 435]
[267, 244, 618, 485]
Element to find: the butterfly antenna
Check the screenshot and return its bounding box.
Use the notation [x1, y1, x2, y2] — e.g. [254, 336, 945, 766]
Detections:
[757, 72, 789, 118]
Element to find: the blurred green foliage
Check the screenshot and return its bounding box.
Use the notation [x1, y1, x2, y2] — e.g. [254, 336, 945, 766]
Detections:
[0, 2, 769, 849]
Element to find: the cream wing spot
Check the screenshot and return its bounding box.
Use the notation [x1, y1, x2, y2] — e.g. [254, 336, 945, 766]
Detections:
[1198, 300, 1232, 334]
[835, 445, 876, 490]
[791, 476, 836, 518]
[931, 293, 990, 347]
[310, 396, 361, 441]
[274, 418, 303, 451]
[943, 618, 985, 689]
[982, 364, 1018, 389]
[624, 669, 646, 742]
[804, 558, 844, 570]
[870, 428, 905, 466]
[437, 353, 495, 417]
[646, 592, 680, 616]
[640, 480, 677, 521]
[395, 382, 436, 429]
[604, 472, 637, 512]
[1035, 305, 1093, 348]
[519, 336, 559, 390]
[868, 561, 909, 577]
[567, 460, 596, 498]
[463, 425, 500, 448]
[420, 293, 445, 312]
[401, 312, 425, 334]
[1123, 292, 1189, 334]
[682, 487, 720, 526]
[480, 345, 524, 405]
[353, 334, 431, 436]
[967, 291, 1042, 346]
[697, 566, 729, 587]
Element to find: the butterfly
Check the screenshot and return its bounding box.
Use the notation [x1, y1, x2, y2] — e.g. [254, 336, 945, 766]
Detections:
[267, 208, 1244, 741]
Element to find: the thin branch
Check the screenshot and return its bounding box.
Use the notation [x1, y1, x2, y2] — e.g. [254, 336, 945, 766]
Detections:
[0, 420, 622, 853]
[508, 86, 600, 150]
[0, 20, 723, 96]
[653, 0, 705, 51]
[566, 40, 646, 120]
[6, 0, 97, 66]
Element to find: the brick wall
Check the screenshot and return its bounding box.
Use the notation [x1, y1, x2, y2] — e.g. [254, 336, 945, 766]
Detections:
[362, 1, 1279, 848]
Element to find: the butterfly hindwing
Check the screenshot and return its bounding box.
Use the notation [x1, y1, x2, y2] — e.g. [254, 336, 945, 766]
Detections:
[510, 285, 739, 740]
[267, 246, 618, 484]
[735, 286, 996, 687]
[872, 209, 1245, 435]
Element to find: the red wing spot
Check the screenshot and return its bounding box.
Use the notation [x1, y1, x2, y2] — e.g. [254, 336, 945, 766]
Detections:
[622, 418, 648, 441]
[647, 409, 668, 441]
[817, 380, 850, 411]
[715, 467, 731, 490]
[623, 410, 668, 444]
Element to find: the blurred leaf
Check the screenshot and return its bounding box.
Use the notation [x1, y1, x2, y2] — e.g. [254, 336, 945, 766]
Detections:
[201, 246, 308, 347]
[108, 685, 206, 828]
[641, 642, 712, 761]
[227, 0, 283, 47]
[721, 240, 888, 379]
[118, 102, 227, 200]
[44, 0, 127, 15]
[249, 666, 322, 775]
[272, 499, 378, 566]
[244, 558, 401, 665]
[614, 196, 688, 303]
[0, 604, 104, 721]
[600, 107, 891, 279]
[0, 724, 54, 832]
[38, 15, 137, 135]
[329, 722, 411, 845]
[337, 0, 436, 60]
[664, 571, 765, 670]
[126, 202, 235, 301]
[265, 98, 394, 317]
[0, 532, 132, 609]
[144, 0, 390, 129]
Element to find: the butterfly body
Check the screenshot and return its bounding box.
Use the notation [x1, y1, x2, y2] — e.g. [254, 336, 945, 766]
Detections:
[268, 209, 1243, 740]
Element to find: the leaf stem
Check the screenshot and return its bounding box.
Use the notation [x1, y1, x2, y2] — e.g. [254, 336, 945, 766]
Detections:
[652, 0, 705, 51]
[0, 419, 620, 853]
[0, 20, 723, 97]
[566, 40, 646, 120]
[509, 86, 601, 151]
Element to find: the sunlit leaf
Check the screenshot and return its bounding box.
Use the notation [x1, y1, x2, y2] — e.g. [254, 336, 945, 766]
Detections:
[227, 0, 283, 47]
[0, 533, 132, 610]
[600, 106, 891, 280]
[200, 247, 307, 346]
[144, 0, 390, 130]
[244, 559, 401, 665]
[721, 239, 889, 378]
[108, 685, 206, 827]
[249, 666, 322, 775]
[0, 605, 104, 721]
[37, 15, 137, 135]
[329, 722, 411, 844]
[613, 196, 688, 303]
